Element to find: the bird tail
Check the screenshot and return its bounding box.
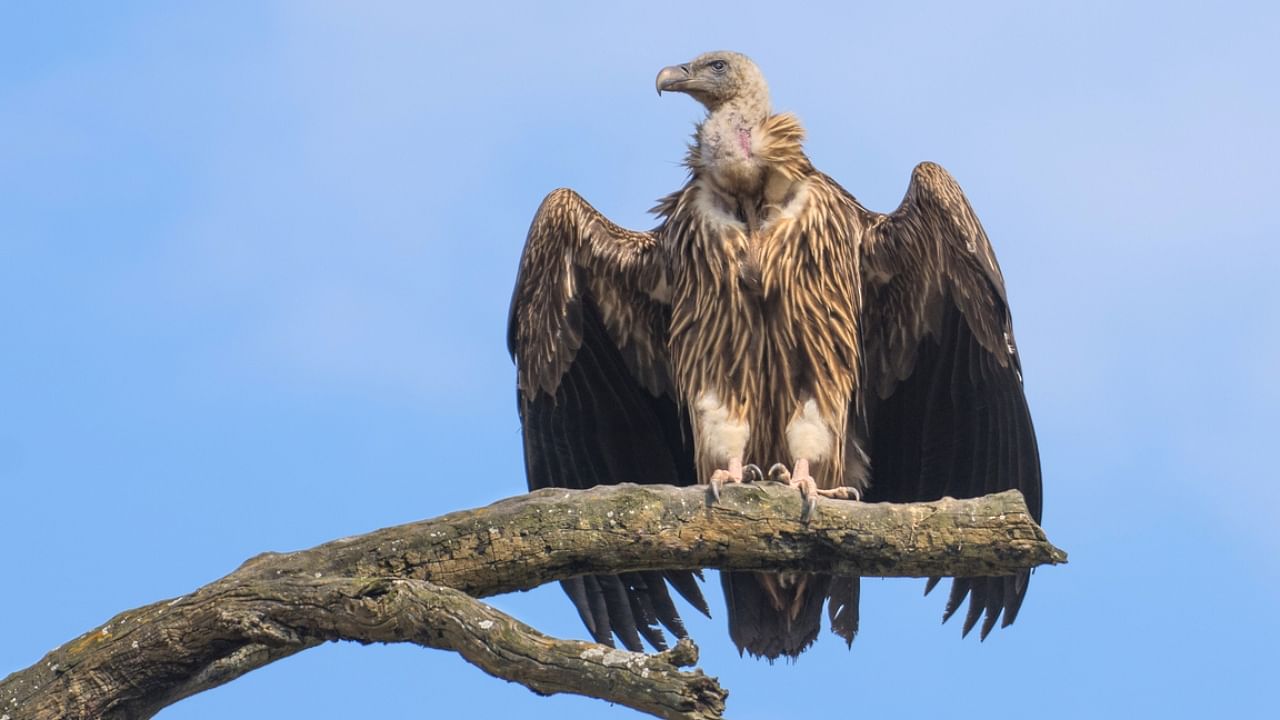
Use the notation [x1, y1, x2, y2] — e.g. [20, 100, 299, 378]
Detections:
[721, 571, 860, 660]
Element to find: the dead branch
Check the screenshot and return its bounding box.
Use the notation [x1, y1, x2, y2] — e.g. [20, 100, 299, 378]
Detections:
[1, 484, 1065, 720]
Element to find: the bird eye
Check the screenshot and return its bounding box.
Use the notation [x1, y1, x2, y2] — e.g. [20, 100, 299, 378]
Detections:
[710, 60, 728, 73]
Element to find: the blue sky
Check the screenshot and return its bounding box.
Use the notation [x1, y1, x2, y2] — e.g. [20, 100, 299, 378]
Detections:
[2, 1, 1277, 718]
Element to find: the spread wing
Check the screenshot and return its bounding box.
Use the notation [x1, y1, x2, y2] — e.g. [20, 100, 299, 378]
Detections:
[508, 188, 709, 652]
[857, 162, 1043, 639]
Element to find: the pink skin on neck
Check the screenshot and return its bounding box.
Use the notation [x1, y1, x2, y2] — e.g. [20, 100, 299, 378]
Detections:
[737, 128, 752, 158]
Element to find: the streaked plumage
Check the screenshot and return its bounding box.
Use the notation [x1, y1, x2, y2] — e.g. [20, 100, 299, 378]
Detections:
[508, 51, 1042, 660]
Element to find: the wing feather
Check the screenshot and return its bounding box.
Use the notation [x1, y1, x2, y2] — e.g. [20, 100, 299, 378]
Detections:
[509, 188, 706, 651]
[858, 162, 1042, 636]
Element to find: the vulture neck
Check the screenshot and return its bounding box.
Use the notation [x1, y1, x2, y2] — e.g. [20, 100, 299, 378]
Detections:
[692, 100, 811, 232]
[696, 97, 768, 185]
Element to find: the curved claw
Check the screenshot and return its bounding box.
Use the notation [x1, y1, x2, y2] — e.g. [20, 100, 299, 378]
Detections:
[766, 462, 791, 484]
[743, 463, 764, 484]
[794, 475, 819, 522]
[707, 458, 746, 505]
[820, 486, 863, 501]
[707, 472, 725, 504]
[766, 459, 864, 522]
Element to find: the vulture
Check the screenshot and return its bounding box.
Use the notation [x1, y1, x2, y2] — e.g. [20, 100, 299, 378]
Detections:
[508, 51, 1042, 660]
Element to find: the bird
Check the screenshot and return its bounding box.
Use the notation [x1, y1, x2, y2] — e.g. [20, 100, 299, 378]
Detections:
[507, 51, 1042, 661]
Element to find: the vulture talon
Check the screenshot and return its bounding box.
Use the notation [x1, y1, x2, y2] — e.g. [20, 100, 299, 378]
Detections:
[818, 486, 863, 502]
[792, 473, 820, 523]
[766, 462, 791, 484]
[707, 457, 745, 504]
[764, 459, 859, 521]
[742, 463, 764, 484]
[764, 460, 819, 520]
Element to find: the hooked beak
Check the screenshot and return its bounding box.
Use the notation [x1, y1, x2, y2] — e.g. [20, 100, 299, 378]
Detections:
[655, 64, 693, 95]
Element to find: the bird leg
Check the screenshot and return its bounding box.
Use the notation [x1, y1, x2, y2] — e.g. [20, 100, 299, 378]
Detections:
[708, 457, 742, 503]
[767, 459, 862, 521]
[708, 459, 765, 502]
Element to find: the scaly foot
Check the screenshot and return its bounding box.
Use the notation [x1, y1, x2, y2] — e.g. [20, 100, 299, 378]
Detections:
[708, 459, 765, 502]
[708, 458, 742, 503]
[767, 459, 862, 520]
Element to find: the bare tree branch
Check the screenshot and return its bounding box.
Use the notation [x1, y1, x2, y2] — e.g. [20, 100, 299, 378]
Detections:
[1, 484, 1065, 720]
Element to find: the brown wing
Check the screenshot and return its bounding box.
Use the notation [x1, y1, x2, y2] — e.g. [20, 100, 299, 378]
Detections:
[857, 162, 1043, 639]
[508, 188, 708, 652]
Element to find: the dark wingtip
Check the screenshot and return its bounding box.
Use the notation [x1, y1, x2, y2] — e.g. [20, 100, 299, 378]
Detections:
[979, 611, 1000, 640]
[561, 578, 596, 635]
[978, 579, 1004, 640]
[638, 625, 669, 651]
[666, 570, 712, 618]
[1001, 603, 1022, 628]
[960, 582, 986, 637]
[627, 571, 685, 650]
[1001, 572, 1030, 628]
[941, 578, 971, 624]
[598, 575, 645, 651]
[923, 576, 942, 596]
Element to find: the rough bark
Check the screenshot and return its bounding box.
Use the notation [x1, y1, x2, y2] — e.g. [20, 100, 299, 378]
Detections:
[1, 484, 1065, 720]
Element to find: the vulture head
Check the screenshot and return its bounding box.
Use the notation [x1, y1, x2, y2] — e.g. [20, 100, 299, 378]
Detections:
[655, 51, 770, 118]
